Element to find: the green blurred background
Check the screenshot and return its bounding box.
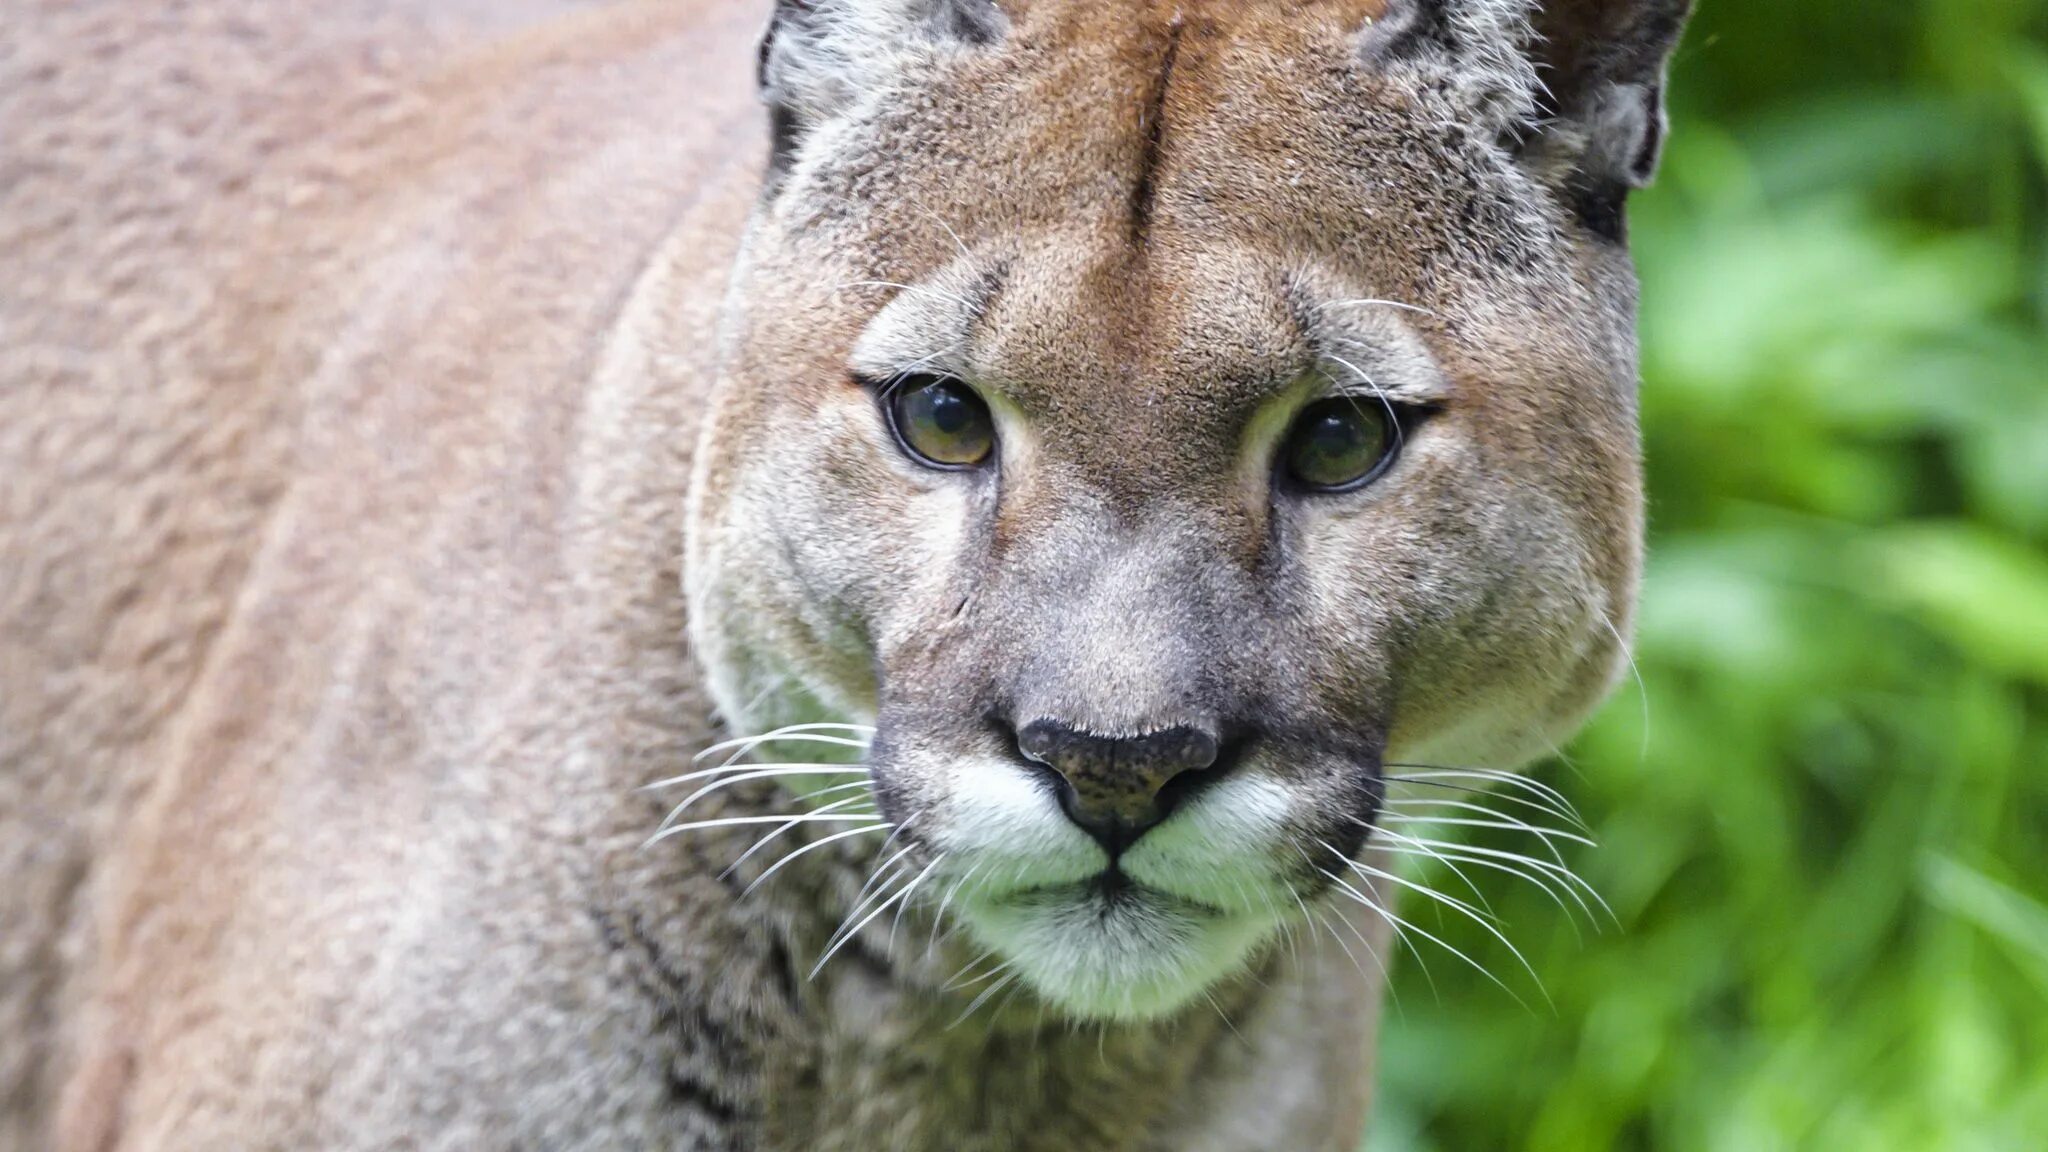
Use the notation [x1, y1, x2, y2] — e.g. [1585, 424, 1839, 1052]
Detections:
[1370, 1, 2048, 1148]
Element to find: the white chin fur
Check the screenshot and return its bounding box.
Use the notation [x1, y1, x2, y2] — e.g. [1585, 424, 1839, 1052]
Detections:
[931, 761, 1299, 1019]
[952, 887, 1278, 1020]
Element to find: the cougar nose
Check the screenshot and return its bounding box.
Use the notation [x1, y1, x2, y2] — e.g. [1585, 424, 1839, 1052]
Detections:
[1014, 720, 1224, 855]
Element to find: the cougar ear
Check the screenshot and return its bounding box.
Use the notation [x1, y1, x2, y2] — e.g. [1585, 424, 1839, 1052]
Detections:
[1518, 0, 1694, 240]
[756, 0, 1007, 178]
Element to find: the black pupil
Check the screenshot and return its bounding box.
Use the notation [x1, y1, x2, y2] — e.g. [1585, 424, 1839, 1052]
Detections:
[890, 376, 992, 467]
[924, 384, 975, 434]
[1305, 411, 1361, 457]
[1290, 401, 1391, 488]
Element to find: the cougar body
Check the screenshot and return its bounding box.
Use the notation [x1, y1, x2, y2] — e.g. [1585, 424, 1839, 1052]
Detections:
[1, 1, 1687, 1148]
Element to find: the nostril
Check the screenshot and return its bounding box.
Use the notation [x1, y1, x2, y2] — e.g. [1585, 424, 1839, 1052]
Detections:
[1167, 728, 1220, 775]
[1014, 719, 1058, 765]
[995, 714, 1069, 793]
[1152, 735, 1239, 822]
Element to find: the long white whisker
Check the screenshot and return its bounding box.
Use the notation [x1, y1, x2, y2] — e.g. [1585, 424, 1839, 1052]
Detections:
[948, 972, 1018, 1029]
[1366, 823, 1498, 916]
[719, 789, 880, 880]
[832, 279, 977, 311]
[1380, 813, 1595, 855]
[654, 767, 873, 832]
[1383, 767, 1587, 826]
[1327, 844, 1551, 1007]
[1382, 777, 1588, 831]
[811, 856, 943, 979]
[642, 813, 881, 847]
[927, 861, 983, 958]
[848, 843, 918, 916]
[1379, 830, 1616, 926]
[642, 760, 871, 793]
[1325, 842, 1497, 925]
[743, 821, 893, 895]
[1319, 867, 1527, 1010]
[1597, 608, 1651, 762]
[891, 852, 945, 950]
[1316, 864, 1441, 1002]
[1312, 296, 1438, 317]
[945, 952, 1009, 991]
[693, 733, 873, 764]
[1323, 353, 1409, 457]
[1377, 842, 1590, 927]
[1383, 791, 1588, 833]
[1312, 900, 1387, 987]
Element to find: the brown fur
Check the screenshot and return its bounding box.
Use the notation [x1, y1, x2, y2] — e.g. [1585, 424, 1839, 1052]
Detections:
[3, 0, 1684, 1147]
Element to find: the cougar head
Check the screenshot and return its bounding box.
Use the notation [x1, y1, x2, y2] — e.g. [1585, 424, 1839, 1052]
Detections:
[685, 0, 1688, 1019]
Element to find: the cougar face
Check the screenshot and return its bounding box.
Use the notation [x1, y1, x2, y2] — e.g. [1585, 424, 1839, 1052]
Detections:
[688, 0, 1662, 1019]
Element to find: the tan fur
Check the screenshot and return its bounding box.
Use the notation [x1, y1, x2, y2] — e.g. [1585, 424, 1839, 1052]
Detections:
[2, 0, 1681, 1147]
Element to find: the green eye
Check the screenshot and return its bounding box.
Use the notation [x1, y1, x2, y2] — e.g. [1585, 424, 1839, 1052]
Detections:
[887, 376, 996, 469]
[1282, 398, 1398, 491]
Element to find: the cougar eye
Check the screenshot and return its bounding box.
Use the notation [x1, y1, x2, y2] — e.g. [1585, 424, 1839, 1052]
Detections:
[1282, 397, 1399, 491]
[885, 375, 995, 469]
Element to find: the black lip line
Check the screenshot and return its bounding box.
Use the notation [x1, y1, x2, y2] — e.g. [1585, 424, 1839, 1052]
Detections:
[993, 870, 1229, 917]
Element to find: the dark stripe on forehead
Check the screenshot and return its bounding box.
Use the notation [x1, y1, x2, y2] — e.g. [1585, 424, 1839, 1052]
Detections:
[1128, 10, 1185, 247]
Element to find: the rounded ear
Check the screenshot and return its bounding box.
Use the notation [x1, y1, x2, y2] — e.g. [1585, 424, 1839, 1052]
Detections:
[756, 0, 1007, 179]
[1517, 0, 1694, 239]
[1359, 0, 1692, 241]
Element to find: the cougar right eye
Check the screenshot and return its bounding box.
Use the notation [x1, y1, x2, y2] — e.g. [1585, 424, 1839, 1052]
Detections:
[883, 375, 996, 470]
[1281, 396, 1399, 492]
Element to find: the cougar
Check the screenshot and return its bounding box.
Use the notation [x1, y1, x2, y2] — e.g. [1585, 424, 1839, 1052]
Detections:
[1, 0, 1689, 1147]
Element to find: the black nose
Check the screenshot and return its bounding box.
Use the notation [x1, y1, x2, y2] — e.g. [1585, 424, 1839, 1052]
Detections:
[1014, 720, 1224, 855]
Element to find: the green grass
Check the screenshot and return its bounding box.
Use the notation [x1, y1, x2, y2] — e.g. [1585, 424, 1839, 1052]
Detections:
[1370, 2, 2048, 1148]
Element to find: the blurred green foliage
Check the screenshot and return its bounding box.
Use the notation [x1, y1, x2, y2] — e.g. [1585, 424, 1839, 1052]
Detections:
[1371, 2, 2048, 1148]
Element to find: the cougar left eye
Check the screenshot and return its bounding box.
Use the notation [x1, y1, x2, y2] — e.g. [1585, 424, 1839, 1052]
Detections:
[886, 375, 996, 469]
[1282, 397, 1400, 491]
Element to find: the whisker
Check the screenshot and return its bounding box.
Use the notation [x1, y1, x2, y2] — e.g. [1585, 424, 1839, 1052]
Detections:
[821, 820, 932, 959]
[1324, 841, 1551, 1007]
[1383, 791, 1589, 834]
[1382, 778, 1588, 831]
[741, 820, 893, 895]
[891, 853, 947, 951]
[1318, 865, 1441, 1003]
[692, 732, 874, 765]
[1318, 866, 1527, 1010]
[1383, 766, 1587, 827]
[1316, 900, 1405, 1020]
[848, 843, 919, 917]
[1379, 813, 1595, 855]
[1201, 991, 1249, 1043]
[1365, 824, 1498, 916]
[642, 760, 870, 794]
[1323, 841, 1498, 926]
[720, 792, 882, 880]
[1377, 841, 1591, 931]
[948, 972, 1018, 1030]
[1311, 900, 1384, 986]
[832, 279, 978, 310]
[1596, 607, 1651, 762]
[1374, 827, 1616, 927]
[811, 855, 943, 979]
[1322, 353, 1410, 456]
[945, 953, 1011, 992]
[643, 812, 882, 848]
[927, 861, 983, 958]
[1311, 296, 1438, 317]
[904, 196, 976, 264]
[653, 766, 874, 832]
